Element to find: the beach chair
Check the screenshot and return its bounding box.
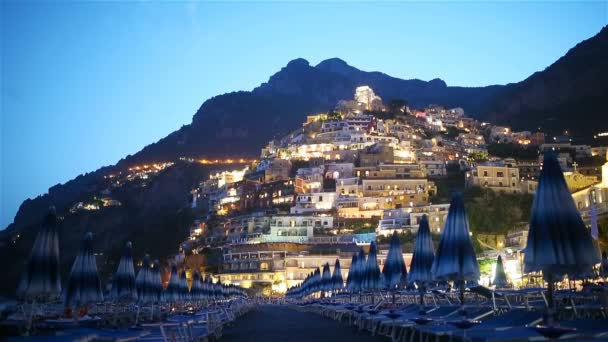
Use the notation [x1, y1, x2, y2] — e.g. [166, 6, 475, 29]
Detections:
[411, 306, 500, 342]
[140, 321, 190, 342]
[447, 309, 544, 342]
[469, 286, 511, 311]
[390, 305, 461, 342]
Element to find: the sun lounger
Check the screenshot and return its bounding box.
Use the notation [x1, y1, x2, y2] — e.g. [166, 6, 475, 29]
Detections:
[413, 308, 541, 342]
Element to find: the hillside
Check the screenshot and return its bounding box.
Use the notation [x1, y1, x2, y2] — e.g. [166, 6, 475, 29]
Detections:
[0, 162, 229, 295]
[2, 26, 606, 295]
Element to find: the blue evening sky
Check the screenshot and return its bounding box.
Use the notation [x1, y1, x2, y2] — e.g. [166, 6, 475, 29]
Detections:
[1, 1, 606, 228]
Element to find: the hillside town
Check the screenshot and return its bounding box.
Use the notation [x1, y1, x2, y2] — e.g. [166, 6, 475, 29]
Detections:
[172, 86, 608, 295]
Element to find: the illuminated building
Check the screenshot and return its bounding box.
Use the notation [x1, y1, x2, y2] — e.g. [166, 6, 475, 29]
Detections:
[359, 143, 394, 166]
[264, 159, 292, 182]
[354, 86, 383, 111]
[466, 162, 522, 194]
[360, 178, 436, 199]
[291, 192, 337, 214]
[215, 245, 411, 293]
[295, 166, 324, 193]
[376, 204, 449, 236]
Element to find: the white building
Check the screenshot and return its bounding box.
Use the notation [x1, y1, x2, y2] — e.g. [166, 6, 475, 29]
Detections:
[291, 192, 338, 214]
[354, 86, 383, 111]
[336, 177, 359, 196]
[376, 204, 450, 236]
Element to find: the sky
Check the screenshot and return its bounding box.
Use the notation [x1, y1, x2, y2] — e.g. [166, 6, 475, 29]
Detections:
[1, 1, 607, 228]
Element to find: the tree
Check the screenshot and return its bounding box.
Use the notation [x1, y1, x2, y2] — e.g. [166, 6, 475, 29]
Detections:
[388, 99, 408, 113]
[469, 151, 489, 162]
[487, 143, 538, 160]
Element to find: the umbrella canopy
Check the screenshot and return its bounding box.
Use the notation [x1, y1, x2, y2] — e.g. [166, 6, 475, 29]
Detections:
[191, 271, 203, 300]
[109, 241, 137, 302]
[64, 232, 103, 307]
[346, 253, 358, 292]
[408, 215, 435, 285]
[383, 231, 407, 289]
[355, 248, 366, 291]
[331, 259, 344, 291]
[523, 153, 600, 280]
[312, 268, 322, 293]
[431, 192, 480, 283]
[179, 270, 190, 301]
[364, 241, 382, 290]
[135, 255, 156, 303]
[152, 260, 163, 302]
[163, 265, 181, 302]
[321, 263, 332, 292]
[492, 255, 509, 288]
[17, 208, 62, 300]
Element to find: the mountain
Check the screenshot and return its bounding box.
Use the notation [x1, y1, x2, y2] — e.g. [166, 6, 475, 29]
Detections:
[478, 25, 608, 135]
[2, 26, 606, 296]
[128, 26, 608, 165]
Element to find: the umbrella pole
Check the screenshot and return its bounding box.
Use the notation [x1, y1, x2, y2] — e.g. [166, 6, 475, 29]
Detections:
[459, 281, 465, 307]
[546, 274, 555, 325]
[419, 285, 425, 306]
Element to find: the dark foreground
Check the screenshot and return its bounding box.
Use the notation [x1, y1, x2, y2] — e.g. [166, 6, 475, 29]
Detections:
[221, 305, 384, 342]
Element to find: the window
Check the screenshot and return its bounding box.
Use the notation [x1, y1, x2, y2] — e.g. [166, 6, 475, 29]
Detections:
[483, 171, 488, 177]
[497, 172, 504, 177]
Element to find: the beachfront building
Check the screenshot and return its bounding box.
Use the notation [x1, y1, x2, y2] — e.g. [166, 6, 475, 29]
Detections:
[215, 245, 410, 292]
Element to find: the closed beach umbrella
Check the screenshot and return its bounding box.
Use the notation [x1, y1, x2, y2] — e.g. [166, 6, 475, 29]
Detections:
[179, 270, 190, 301]
[191, 271, 203, 300]
[64, 232, 103, 307]
[409, 215, 435, 305]
[383, 231, 407, 289]
[364, 241, 382, 290]
[492, 255, 509, 288]
[136, 255, 156, 304]
[409, 215, 435, 285]
[431, 193, 479, 304]
[346, 253, 358, 292]
[524, 153, 600, 315]
[312, 268, 322, 294]
[163, 265, 181, 303]
[151, 260, 163, 303]
[110, 241, 137, 302]
[355, 248, 366, 291]
[331, 259, 344, 292]
[321, 263, 332, 292]
[17, 208, 62, 300]
[204, 274, 214, 299]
